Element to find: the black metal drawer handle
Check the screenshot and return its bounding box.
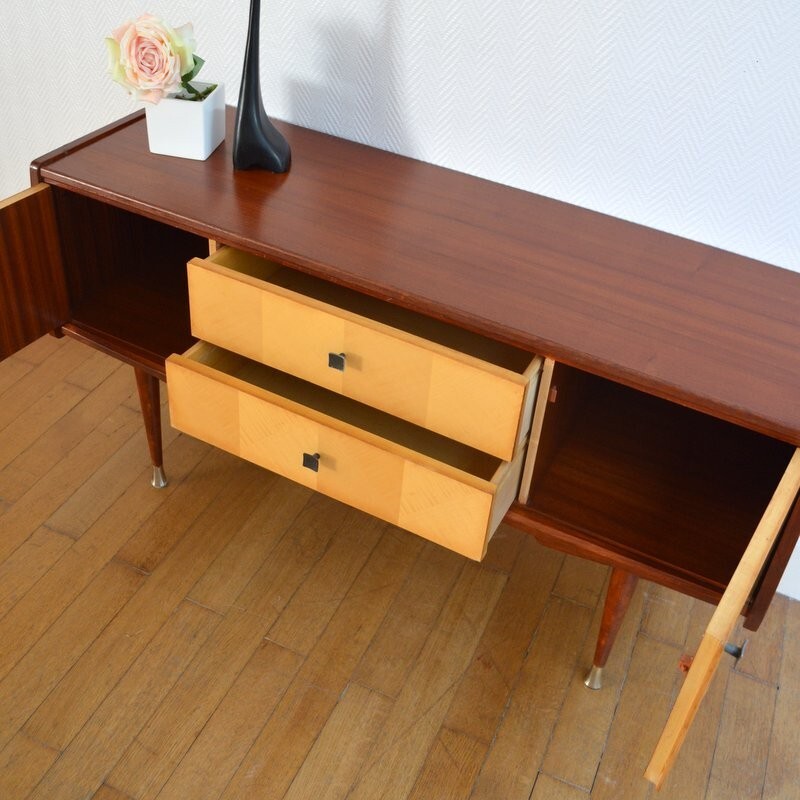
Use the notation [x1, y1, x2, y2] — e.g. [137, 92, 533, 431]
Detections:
[328, 352, 346, 371]
[302, 452, 320, 472]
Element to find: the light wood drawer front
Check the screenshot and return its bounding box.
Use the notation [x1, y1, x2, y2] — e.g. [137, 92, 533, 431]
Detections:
[187, 250, 540, 460]
[166, 343, 525, 560]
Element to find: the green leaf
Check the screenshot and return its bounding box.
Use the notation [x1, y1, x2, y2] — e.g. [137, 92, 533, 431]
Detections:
[176, 81, 218, 101]
[181, 54, 205, 83]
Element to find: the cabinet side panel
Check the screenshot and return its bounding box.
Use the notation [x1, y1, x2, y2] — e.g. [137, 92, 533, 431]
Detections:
[524, 361, 589, 502]
[0, 185, 69, 359]
[745, 492, 800, 630]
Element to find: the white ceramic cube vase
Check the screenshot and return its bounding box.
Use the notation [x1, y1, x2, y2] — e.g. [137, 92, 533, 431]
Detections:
[144, 83, 225, 160]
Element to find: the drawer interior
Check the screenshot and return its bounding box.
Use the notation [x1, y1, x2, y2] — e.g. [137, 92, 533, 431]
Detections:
[522, 365, 796, 595]
[208, 248, 533, 373]
[189, 342, 504, 481]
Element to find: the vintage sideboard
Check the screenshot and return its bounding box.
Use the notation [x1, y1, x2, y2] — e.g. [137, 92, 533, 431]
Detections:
[1, 109, 799, 786]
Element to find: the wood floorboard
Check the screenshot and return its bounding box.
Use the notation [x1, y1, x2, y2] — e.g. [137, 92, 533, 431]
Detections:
[656, 660, 729, 800]
[352, 541, 464, 699]
[283, 682, 392, 800]
[470, 597, 593, 800]
[407, 726, 487, 800]
[0, 340, 91, 433]
[0, 526, 72, 619]
[442, 537, 563, 745]
[151, 640, 305, 800]
[23, 453, 264, 753]
[552, 555, 608, 608]
[44, 424, 169, 539]
[0, 356, 33, 397]
[91, 785, 136, 800]
[764, 596, 800, 800]
[541, 581, 645, 791]
[28, 600, 221, 800]
[0, 398, 147, 563]
[0, 732, 60, 800]
[0, 336, 797, 799]
[219, 522, 422, 800]
[706, 672, 776, 800]
[0, 363, 132, 502]
[531, 774, 590, 800]
[0, 380, 87, 475]
[0, 560, 145, 754]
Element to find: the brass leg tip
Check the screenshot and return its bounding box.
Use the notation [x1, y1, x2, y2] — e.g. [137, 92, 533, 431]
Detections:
[151, 465, 168, 489]
[584, 665, 603, 690]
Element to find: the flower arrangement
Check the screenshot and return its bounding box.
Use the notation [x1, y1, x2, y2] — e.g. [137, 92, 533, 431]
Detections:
[106, 13, 215, 103]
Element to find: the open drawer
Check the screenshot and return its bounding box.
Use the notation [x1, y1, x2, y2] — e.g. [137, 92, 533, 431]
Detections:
[186, 247, 540, 460]
[166, 342, 528, 560]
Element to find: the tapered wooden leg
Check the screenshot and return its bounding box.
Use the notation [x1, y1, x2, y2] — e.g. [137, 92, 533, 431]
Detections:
[134, 367, 167, 488]
[584, 567, 639, 689]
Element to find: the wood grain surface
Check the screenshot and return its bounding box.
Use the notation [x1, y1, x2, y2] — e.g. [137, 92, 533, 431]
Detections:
[34, 109, 800, 445]
[1, 336, 798, 799]
[0, 186, 69, 358]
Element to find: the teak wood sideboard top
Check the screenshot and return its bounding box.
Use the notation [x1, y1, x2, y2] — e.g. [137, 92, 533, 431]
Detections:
[2, 109, 800, 786]
[18, 112, 800, 442]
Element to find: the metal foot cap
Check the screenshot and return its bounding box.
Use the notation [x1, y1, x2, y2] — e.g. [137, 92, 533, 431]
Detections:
[151, 465, 168, 489]
[584, 665, 604, 690]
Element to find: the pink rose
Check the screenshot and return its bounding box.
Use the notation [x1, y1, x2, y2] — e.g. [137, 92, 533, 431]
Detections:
[106, 14, 196, 103]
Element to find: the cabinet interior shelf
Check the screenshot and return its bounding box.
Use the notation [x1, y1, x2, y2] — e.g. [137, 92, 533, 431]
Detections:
[514, 369, 795, 601]
[53, 187, 206, 376]
[65, 264, 196, 377]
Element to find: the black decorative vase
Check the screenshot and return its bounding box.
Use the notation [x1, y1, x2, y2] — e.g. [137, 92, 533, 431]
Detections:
[232, 0, 291, 172]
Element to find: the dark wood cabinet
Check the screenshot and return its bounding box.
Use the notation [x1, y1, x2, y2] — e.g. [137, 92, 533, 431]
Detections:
[49, 187, 204, 376]
[0, 185, 69, 358]
[512, 362, 797, 622]
[2, 108, 799, 785]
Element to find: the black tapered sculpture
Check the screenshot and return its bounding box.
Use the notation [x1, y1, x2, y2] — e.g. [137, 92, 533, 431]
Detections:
[232, 0, 291, 172]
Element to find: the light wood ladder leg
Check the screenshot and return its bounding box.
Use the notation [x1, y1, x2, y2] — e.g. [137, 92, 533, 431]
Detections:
[585, 567, 639, 689]
[134, 367, 167, 489]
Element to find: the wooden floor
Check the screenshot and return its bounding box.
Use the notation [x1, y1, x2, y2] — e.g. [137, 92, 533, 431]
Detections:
[0, 335, 798, 800]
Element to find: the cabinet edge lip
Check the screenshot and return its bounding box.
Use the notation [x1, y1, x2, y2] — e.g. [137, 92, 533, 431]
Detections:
[29, 110, 145, 185]
[0, 183, 50, 210]
[504, 503, 734, 603]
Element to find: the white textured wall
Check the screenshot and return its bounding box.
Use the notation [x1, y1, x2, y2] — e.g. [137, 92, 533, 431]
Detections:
[2, 1, 799, 596]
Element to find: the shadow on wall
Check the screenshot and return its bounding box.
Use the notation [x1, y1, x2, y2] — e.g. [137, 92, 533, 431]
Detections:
[287, 1, 415, 158]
